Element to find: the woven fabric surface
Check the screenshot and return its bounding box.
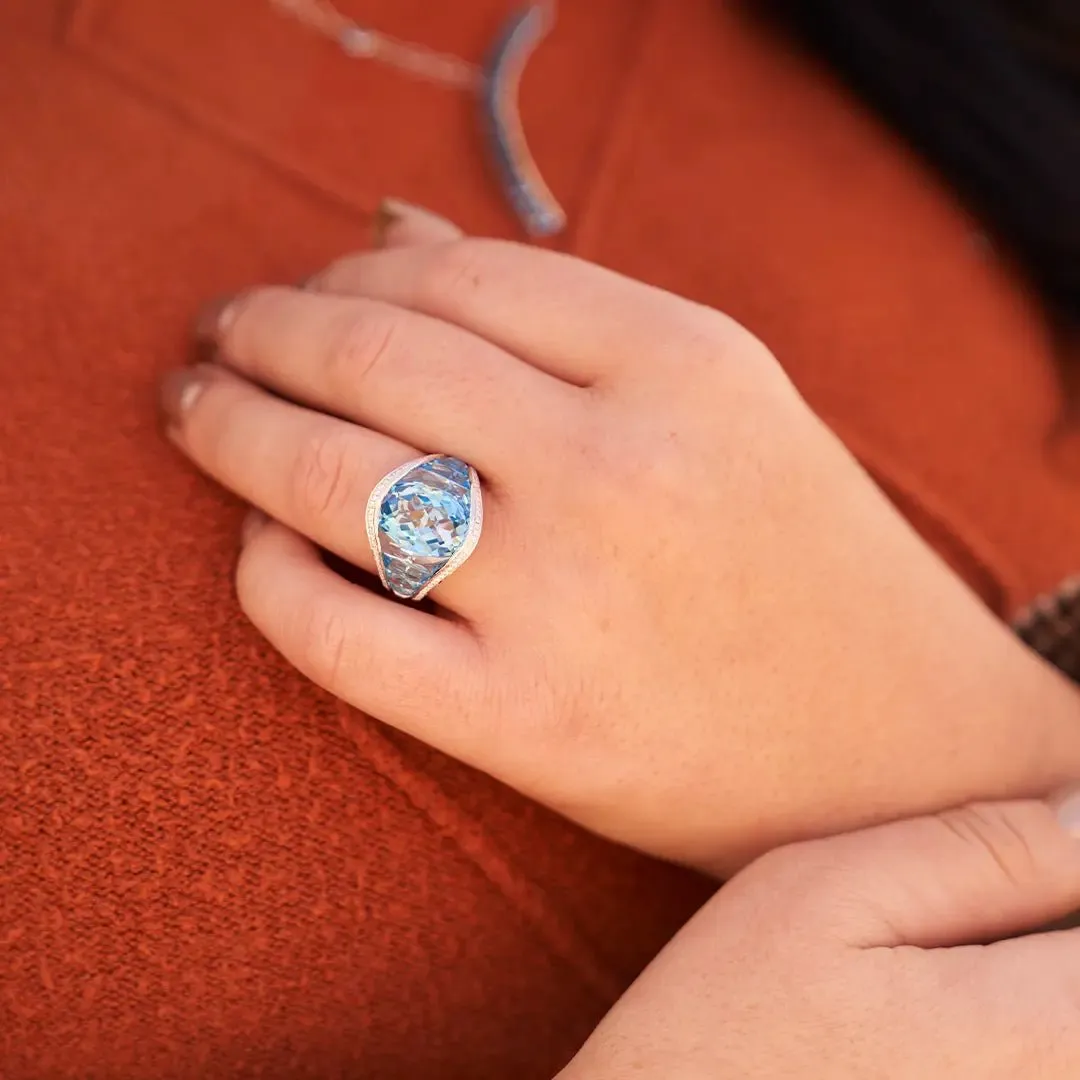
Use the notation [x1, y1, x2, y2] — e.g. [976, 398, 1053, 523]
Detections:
[3, 0, 1080, 1076]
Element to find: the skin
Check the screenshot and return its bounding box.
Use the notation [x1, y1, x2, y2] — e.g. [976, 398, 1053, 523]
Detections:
[162, 201, 1080, 875]
[559, 791, 1080, 1079]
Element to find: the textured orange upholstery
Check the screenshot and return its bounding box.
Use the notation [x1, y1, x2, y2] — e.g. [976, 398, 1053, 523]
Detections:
[3, 0, 1079, 1075]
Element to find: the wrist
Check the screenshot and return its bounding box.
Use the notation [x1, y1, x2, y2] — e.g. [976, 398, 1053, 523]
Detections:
[698, 607, 1080, 878]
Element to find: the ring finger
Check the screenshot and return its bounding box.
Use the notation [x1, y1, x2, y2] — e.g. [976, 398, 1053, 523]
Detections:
[161, 363, 488, 611]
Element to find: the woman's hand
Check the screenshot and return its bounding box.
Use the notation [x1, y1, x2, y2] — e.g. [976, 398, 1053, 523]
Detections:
[161, 202, 1080, 874]
[560, 791, 1080, 1079]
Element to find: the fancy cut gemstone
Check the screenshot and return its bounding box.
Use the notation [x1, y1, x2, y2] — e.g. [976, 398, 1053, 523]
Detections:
[379, 468, 471, 558]
[381, 552, 437, 597]
[377, 456, 474, 598]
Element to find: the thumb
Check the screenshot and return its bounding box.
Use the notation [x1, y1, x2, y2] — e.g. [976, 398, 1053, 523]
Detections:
[743, 790, 1080, 949]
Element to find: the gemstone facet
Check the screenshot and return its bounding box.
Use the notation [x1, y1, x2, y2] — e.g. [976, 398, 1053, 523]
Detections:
[374, 456, 476, 599]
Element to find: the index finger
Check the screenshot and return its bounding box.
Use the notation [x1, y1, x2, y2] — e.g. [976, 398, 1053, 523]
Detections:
[310, 238, 743, 387]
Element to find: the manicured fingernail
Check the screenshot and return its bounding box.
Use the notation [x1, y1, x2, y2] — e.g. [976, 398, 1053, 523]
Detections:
[375, 196, 441, 244]
[160, 367, 208, 426]
[241, 508, 268, 547]
[1053, 785, 1080, 837]
[194, 294, 238, 342]
[372, 197, 463, 249]
[372, 197, 408, 248]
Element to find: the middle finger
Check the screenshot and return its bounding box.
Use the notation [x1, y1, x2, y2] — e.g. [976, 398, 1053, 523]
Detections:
[200, 286, 577, 485]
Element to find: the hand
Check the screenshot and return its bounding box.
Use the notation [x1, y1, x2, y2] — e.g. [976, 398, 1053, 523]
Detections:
[161, 201, 1080, 874]
[560, 791, 1080, 1079]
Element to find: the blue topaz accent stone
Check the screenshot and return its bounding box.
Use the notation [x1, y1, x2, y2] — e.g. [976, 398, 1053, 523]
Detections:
[376, 456, 474, 599]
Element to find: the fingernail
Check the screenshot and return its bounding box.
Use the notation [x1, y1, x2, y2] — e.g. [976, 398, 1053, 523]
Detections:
[193, 294, 239, 342]
[1053, 785, 1080, 837]
[374, 196, 436, 245]
[372, 197, 409, 248]
[241, 508, 268, 547]
[160, 367, 208, 426]
[372, 197, 463, 249]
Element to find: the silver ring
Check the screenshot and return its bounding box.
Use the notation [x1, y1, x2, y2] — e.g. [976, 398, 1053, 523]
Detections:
[366, 455, 484, 601]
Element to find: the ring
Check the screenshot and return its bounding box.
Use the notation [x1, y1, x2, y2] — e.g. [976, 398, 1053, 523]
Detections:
[366, 455, 484, 601]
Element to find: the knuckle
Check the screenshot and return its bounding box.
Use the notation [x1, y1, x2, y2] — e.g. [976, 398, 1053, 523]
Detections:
[936, 803, 1039, 890]
[571, 419, 694, 522]
[292, 427, 362, 520]
[738, 842, 861, 933]
[669, 306, 792, 403]
[484, 656, 583, 759]
[416, 238, 500, 306]
[324, 307, 399, 393]
[680, 302, 774, 368]
[524, 676, 585, 751]
[743, 842, 827, 896]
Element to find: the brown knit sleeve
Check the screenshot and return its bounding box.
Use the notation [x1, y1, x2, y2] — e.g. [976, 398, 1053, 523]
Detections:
[1014, 578, 1080, 684]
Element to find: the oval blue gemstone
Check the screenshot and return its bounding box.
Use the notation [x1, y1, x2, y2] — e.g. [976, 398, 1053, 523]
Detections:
[376, 457, 474, 598]
[379, 481, 469, 558]
[378, 457, 472, 560]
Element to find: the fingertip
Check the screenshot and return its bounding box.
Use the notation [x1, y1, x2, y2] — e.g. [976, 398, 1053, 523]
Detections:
[234, 517, 327, 669]
[1051, 784, 1080, 839]
[237, 511, 312, 559]
[193, 293, 244, 343]
[235, 515, 316, 605]
[160, 367, 209, 428]
[373, 197, 465, 249]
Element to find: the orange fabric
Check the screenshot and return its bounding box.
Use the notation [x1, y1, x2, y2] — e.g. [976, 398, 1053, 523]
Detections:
[2, 0, 1079, 1076]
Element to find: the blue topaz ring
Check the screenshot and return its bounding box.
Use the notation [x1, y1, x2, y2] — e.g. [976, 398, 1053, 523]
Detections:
[366, 455, 484, 601]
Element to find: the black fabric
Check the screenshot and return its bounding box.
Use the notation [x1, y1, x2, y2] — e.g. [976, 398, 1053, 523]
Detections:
[752, 0, 1080, 332]
[1015, 580, 1080, 686]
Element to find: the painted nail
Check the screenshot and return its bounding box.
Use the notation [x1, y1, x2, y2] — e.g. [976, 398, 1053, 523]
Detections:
[372, 197, 409, 248]
[372, 197, 463, 249]
[1054, 785, 1080, 838]
[374, 196, 441, 243]
[160, 367, 208, 426]
[193, 294, 239, 342]
[241, 508, 268, 547]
